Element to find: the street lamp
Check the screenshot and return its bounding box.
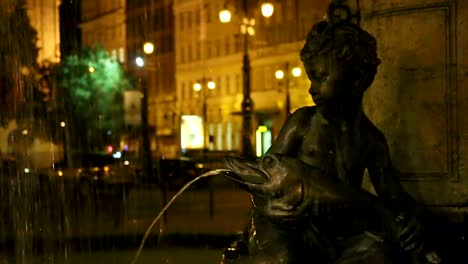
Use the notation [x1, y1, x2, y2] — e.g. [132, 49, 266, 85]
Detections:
[135, 56, 145, 67]
[219, 1, 274, 158]
[136, 41, 155, 189]
[143, 42, 154, 54]
[275, 63, 302, 116]
[193, 78, 216, 152]
[261, 2, 274, 18]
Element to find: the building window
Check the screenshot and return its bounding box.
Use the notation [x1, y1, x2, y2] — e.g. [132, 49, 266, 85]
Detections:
[235, 74, 241, 94]
[216, 77, 221, 95]
[195, 10, 200, 26]
[187, 11, 192, 29]
[187, 43, 192, 62]
[181, 82, 185, 100]
[119, 47, 125, 63]
[180, 45, 185, 63]
[206, 5, 212, 23]
[226, 122, 232, 150]
[180, 13, 185, 31]
[216, 123, 223, 150]
[226, 76, 231, 95]
[234, 122, 240, 150]
[111, 49, 117, 60]
[225, 36, 230, 55]
[234, 35, 242, 53]
[208, 123, 214, 150]
[215, 39, 221, 57]
[196, 42, 201, 61]
[206, 41, 212, 58]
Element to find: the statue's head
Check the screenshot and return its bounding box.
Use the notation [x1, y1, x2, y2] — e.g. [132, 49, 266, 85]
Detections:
[300, 9, 381, 112]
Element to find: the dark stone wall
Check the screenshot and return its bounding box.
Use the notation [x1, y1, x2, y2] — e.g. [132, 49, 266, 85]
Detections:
[359, 0, 467, 207]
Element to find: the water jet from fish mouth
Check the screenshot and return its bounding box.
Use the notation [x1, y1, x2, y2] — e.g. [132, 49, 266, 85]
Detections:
[130, 169, 230, 264]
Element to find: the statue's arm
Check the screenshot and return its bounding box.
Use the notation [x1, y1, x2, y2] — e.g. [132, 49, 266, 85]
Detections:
[366, 126, 425, 251]
[366, 128, 416, 213]
[266, 107, 314, 156]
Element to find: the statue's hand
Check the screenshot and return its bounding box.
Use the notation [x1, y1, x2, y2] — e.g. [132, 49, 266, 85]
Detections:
[394, 212, 424, 252]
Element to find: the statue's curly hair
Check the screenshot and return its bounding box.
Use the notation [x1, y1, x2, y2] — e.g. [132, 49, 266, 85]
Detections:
[300, 18, 381, 90]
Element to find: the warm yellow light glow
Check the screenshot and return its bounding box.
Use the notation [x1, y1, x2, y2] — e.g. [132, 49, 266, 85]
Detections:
[88, 66, 95, 73]
[247, 26, 255, 36]
[292, 67, 302, 77]
[261, 3, 274, 18]
[219, 9, 232, 23]
[193, 83, 202, 91]
[60, 121, 66, 127]
[257, 126, 268, 133]
[275, 70, 285, 80]
[207, 81, 216, 89]
[58, 170, 63, 177]
[124, 160, 130, 166]
[103, 166, 110, 173]
[22, 129, 28, 135]
[143, 42, 154, 54]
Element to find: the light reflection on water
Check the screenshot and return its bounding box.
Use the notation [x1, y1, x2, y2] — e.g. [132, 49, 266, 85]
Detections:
[1, 248, 222, 264]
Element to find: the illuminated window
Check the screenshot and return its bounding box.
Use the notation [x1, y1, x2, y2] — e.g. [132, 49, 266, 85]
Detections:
[208, 123, 215, 150]
[119, 48, 125, 63]
[217, 123, 223, 150]
[111, 49, 117, 60]
[226, 122, 232, 150]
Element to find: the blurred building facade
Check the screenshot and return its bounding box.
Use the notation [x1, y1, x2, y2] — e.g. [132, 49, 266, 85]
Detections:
[126, 0, 177, 158]
[173, 0, 326, 157]
[79, 0, 127, 63]
[26, 0, 61, 63]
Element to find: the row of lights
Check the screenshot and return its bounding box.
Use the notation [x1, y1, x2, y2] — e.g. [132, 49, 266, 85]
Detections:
[219, 2, 275, 23]
[275, 67, 302, 79]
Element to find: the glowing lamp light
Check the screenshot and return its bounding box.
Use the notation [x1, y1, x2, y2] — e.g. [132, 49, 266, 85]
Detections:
[143, 42, 154, 54]
[88, 66, 95, 73]
[24, 168, 30, 174]
[193, 83, 202, 91]
[113, 151, 122, 158]
[22, 129, 29, 135]
[60, 121, 66, 127]
[292, 67, 302, 77]
[207, 81, 216, 89]
[275, 70, 285, 80]
[135, 57, 144, 67]
[261, 2, 274, 18]
[107, 145, 114, 153]
[124, 160, 130, 166]
[219, 9, 232, 23]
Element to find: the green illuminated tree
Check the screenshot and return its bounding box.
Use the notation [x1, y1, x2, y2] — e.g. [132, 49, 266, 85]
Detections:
[55, 46, 135, 152]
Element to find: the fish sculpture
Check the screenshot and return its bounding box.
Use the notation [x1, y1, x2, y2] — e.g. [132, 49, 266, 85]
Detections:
[220, 153, 416, 264]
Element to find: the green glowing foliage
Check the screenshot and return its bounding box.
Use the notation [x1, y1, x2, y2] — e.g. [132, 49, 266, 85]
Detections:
[56, 46, 135, 150]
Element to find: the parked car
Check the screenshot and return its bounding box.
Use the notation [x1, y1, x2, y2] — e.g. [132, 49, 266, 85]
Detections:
[38, 153, 137, 198]
[139, 157, 210, 190]
[75, 153, 137, 197]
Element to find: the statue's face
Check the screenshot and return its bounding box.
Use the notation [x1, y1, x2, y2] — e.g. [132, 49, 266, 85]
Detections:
[305, 54, 361, 112]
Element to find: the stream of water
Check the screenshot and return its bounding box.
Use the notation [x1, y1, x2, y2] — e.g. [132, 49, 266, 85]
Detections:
[130, 169, 230, 264]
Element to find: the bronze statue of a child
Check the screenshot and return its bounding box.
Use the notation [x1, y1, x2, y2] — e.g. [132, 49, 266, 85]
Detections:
[223, 5, 440, 264]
